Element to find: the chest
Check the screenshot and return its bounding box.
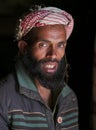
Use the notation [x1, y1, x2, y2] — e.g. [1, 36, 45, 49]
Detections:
[8, 96, 78, 130]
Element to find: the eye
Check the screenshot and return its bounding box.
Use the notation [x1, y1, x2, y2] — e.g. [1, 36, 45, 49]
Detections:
[39, 42, 48, 48]
[58, 42, 66, 48]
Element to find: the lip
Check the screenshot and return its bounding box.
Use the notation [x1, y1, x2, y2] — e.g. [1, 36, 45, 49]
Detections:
[41, 62, 58, 74]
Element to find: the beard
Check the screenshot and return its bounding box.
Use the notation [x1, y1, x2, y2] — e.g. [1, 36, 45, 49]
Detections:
[19, 48, 67, 91]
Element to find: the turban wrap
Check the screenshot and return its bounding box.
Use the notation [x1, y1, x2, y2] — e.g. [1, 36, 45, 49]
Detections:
[16, 6, 74, 40]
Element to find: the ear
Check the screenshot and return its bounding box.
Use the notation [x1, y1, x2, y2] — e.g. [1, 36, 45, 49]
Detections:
[18, 40, 28, 54]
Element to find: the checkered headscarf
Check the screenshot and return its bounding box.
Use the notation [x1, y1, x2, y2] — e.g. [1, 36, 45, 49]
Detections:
[16, 6, 74, 40]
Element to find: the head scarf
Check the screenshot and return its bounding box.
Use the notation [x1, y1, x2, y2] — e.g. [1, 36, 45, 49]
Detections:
[16, 6, 74, 40]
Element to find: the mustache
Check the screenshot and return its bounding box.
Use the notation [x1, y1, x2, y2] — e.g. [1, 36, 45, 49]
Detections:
[38, 58, 59, 64]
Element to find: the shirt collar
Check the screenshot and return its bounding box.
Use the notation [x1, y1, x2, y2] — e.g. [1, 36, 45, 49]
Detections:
[15, 60, 37, 92]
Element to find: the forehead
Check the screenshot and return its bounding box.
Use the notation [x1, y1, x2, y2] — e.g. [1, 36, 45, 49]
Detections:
[30, 24, 66, 39]
[34, 24, 66, 33]
[22, 24, 67, 44]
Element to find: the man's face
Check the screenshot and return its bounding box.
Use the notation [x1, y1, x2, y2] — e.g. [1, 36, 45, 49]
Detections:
[19, 24, 67, 90]
[30, 25, 67, 76]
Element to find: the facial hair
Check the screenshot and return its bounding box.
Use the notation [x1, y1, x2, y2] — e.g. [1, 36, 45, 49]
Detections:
[20, 48, 67, 91]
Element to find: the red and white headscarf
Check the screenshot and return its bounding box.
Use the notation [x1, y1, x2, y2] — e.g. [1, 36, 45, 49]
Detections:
[16, 6, 74, 40]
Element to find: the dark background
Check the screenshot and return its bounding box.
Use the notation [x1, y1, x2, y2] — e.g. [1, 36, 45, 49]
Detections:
[0, 0, 95, 130]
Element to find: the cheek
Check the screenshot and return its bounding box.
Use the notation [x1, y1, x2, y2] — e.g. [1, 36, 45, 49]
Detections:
[31, 48, 46, 61]
[58, 49, 65, 59]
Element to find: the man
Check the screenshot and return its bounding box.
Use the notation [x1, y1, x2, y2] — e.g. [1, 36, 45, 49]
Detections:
[0, 6, 79, 130]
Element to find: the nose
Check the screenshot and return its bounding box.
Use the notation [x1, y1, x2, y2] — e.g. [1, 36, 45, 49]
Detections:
[46, 45, 57, 59]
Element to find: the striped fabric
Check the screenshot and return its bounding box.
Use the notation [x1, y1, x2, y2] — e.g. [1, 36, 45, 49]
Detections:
[8, 108, 78, 130]
[16, 6, 74, 40]
[8, 110, 49, 130]
[60, 108, 78, 129]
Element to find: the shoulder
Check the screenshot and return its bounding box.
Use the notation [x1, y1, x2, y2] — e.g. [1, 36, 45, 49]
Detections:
[61, 83, 78, 107]
[0, 73, 19, 109]
[62, 83, 77, 98]
[0, 73, 18, 94]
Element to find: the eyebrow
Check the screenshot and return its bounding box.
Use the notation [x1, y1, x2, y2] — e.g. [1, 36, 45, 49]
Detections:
[37, 39, 67, 44]
[37, 39, 50, 43]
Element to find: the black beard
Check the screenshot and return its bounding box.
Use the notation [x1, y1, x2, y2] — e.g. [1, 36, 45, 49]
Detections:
[19, 49, 67, 91]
